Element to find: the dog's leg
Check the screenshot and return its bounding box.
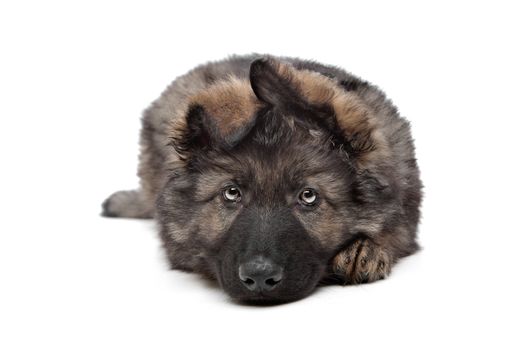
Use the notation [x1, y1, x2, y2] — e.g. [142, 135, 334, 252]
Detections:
[101, 189, 154, 219]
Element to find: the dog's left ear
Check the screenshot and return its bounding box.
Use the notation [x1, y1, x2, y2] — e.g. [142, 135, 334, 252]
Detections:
[249, 57, 304, 109]
[250, 57, 388, 167]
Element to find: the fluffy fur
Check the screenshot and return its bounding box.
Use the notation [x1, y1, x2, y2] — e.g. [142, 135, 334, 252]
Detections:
[103, 54, 422, 303]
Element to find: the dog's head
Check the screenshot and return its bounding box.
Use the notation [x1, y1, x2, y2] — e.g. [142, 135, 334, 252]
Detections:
[159, 58, 394, 302]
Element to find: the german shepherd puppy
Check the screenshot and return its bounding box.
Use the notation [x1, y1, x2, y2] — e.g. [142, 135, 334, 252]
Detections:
[103, 55, 422, 303]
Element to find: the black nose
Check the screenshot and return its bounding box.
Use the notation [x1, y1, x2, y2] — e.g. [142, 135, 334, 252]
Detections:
[238, 256, 283, 292]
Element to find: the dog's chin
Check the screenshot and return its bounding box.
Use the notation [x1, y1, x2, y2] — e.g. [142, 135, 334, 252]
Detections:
[235, 295, 301, 306]
[231, 287, 316, 305]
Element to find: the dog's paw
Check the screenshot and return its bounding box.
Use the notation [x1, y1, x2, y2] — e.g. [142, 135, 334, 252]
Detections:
[331, 238, 392, 284]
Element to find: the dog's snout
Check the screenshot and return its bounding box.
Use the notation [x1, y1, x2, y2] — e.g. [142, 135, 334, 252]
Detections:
[238, 256, 283, 292]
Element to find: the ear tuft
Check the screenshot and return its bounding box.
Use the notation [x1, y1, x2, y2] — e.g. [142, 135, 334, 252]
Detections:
[249, 57, 300, 107]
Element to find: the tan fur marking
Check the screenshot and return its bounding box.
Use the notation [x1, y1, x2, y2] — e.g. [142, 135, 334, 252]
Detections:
[293, 200, 346, 249]
[189, 77, 261, 139]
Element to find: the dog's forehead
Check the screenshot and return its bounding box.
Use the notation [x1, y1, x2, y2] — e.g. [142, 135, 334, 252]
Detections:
[222, 142, 347, 187]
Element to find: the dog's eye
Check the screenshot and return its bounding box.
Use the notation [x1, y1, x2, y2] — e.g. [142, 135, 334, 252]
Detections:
[299, 189, 318, 206]
[223, 186, 241, 202]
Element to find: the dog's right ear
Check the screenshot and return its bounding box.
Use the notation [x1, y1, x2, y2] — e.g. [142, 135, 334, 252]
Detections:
[169, 105, 214, 159]
[183, 104, 214, 150]
[175, 99, 259, 157]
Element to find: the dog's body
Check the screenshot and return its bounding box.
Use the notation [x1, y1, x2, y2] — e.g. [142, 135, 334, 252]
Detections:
[103, 54, 422, 302]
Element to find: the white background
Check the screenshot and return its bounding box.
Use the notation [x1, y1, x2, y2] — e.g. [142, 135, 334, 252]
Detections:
[1, 1, 524, 349]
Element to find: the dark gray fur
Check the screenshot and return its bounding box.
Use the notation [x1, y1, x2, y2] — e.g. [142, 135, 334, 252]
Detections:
[103, 54, 422, 302]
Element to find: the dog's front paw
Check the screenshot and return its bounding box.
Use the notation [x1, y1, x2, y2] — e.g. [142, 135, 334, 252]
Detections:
[331, 238, 392, 284]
